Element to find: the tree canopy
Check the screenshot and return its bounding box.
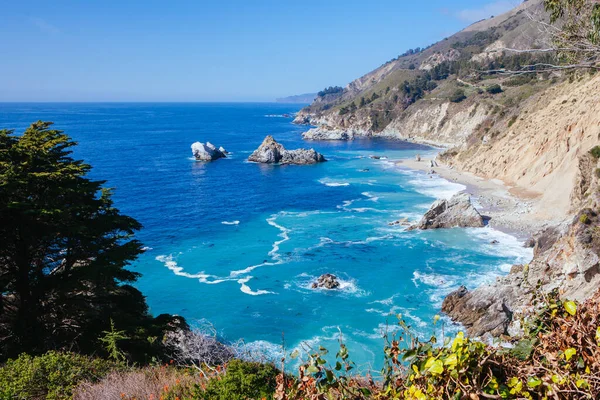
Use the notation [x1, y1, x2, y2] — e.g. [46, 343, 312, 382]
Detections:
[0, 121, 183, 362]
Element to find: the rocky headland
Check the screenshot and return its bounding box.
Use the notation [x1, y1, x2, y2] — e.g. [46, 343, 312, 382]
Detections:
[248, 135, 326, 165]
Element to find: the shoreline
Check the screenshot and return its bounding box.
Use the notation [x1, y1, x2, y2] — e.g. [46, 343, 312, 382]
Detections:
[395, 155, 554, 242]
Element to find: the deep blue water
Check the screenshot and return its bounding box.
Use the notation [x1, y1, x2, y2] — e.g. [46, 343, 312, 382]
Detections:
[0, 103, 531, 372]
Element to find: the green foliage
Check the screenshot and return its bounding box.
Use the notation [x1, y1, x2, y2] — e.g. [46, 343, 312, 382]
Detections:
[317, 86, 344, 97]
[590, 145, 600, 159]
[449, 89, 466, 103]
[196, 360, 279, 400]
[0, 122, 186, 363]
[0, 351, 121, 400]
[486, 83, 503, 94]
[99, 319, 129, 362]
[508, 115, 518, 128]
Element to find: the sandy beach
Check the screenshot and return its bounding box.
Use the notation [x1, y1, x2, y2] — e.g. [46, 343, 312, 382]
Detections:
[395, 156, 565, 241]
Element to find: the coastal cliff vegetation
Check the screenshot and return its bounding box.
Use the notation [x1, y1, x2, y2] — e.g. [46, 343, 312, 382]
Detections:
[3, 1, 600, 399]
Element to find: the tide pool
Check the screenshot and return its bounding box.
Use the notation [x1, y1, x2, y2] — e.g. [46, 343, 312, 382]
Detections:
[0, 103, 532, 372]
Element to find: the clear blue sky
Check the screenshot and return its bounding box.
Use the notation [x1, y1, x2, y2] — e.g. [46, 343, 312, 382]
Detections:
[0, 0, 519, 102]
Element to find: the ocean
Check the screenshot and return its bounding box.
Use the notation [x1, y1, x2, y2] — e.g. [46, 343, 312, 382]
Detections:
[0, 102, 532, 372]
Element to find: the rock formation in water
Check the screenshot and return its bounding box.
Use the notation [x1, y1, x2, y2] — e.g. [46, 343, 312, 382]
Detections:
[248, 135, 326, 165]
[409, 192, 484, 230]
[191, 142, 227, 161]
[311, 274, 340, 289]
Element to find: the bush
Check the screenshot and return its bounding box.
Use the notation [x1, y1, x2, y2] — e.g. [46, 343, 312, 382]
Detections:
[508, 115, 518, 128]
[590, 145, 600, 159]
[197, 359, 278, 400]
[449, 89, 466, 103]
[486, 83, 503, 94]
[0, 351, 121, 400]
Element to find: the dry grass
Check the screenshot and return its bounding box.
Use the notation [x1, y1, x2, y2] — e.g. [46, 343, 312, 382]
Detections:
[73, 365, 204, 400]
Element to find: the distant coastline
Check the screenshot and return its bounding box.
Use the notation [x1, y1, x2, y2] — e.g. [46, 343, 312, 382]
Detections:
[275, 92, 317, 104]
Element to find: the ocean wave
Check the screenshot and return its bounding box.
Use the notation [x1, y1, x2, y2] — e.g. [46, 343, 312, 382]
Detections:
[412, 270, 456, 289]
[141, 246, 153, 252]
[221, 220, 240, 225]
[465, 227, 533, 264]
[156, 254, 231, 284]
[395, 168, 465, 200]
[238, 340, 284, 363]
[319, 178, 350, 187]
[229, 213, 291, 277]
[237, 276, 275, 296]
[361, 192, 380, 202]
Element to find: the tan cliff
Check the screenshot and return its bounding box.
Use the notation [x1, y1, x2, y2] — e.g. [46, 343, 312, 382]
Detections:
[446, 74, 600, 222]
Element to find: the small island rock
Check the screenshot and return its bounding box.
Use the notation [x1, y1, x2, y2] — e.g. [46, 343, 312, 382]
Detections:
[311, 274, 340, 290]
[191, 142, 227, 161]
[248, 135, 326, 165]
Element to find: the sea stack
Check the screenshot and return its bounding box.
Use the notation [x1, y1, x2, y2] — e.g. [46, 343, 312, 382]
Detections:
[191, 142, 227, 161]
[248, 135, 326, 165]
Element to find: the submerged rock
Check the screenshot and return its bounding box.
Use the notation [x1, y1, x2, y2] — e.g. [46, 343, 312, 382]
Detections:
[191, 142, 227, 161]
[388, 217, 411, 226]
[248, 135, 326, 165]
[408, 192, 485, 230]
[312, 274, 340, 290]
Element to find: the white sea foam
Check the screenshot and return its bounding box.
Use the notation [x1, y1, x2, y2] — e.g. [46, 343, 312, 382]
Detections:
[141, 246, 153, 252]
[156, 254, 231, 284]
[319, 178, 350, 187]
[412, 271, 456, 289]
[465, 227, 533, 265]
[238, 340, 284, 363]
[237, 276, 274, 296]
[361, 192, 380, 202]
[221, 220, 240, 225]
[229, 213, 291, 277]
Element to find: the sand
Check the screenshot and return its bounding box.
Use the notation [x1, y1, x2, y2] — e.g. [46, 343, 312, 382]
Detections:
[396, 156, 567, 241]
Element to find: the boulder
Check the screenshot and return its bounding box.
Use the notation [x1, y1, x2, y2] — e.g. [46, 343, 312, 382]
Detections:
[442, 285, 517, 337]
[248, 136, 326, 165]
[311, 274, 340, 290]
[409, 192, 485, 230]
[191, 142, 227, 161]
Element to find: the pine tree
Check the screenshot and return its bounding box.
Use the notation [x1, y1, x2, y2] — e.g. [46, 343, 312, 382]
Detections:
[0, 121, 182, 361]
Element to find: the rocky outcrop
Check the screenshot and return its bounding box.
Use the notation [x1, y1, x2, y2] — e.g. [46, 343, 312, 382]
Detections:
[409, 192, 485, 230]
[191, 142, 227, 161]
[248, 136, 326, 165]
[311, 274, 340, 290]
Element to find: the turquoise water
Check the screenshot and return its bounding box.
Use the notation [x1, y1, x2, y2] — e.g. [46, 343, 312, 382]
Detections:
[0, 103, 532, 372]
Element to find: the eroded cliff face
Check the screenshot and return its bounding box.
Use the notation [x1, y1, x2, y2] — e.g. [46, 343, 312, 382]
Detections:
[299, 99, 490, 147]
[446, 75, 600, 221]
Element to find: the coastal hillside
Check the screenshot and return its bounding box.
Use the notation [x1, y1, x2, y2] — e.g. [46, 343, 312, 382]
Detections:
[294, 0, 551, 144]
[295, 0, 600, 339]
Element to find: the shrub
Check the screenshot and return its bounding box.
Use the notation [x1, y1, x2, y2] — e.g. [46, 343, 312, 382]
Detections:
[197, 359, 278, 400]
[0, 351, 120, 400]
[486, 83, 503, 94]
[281, 290, 600, 399]
[449, 89, 466, 103]
[508, 115, 518, 128]
[590, 145, 600, 159]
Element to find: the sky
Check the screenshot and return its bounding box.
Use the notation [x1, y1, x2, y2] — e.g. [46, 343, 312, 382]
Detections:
[0, 0, 520, 102]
